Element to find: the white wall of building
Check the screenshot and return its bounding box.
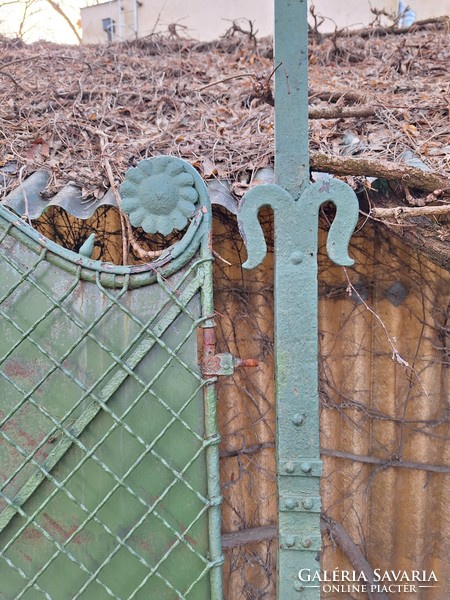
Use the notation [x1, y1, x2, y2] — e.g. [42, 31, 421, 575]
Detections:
[81, 0, 450, 44]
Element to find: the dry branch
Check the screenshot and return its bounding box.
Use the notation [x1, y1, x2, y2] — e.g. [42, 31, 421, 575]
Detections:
[309, 105, 376, 119]
[222, 525, 276, 549]
[367, 187, 450, 272]
[99, 135, 128, 265]
[0, 70, 27, 91]
[309, 89, 366, 104]
[219, 441, 275, 459]
[321, 449, 450, 474]
[321, 515, 389, 600]
[310, 151, 450, 193]
[325, 16, 450, 39]
[44, 0, 81, 43]
[370, 204, 450, 219]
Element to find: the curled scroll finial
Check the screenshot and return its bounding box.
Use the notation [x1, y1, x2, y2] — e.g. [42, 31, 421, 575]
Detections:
[300, 179, 359, 266]
[238, 184, 293, 270]
[237, 178, 359, 270]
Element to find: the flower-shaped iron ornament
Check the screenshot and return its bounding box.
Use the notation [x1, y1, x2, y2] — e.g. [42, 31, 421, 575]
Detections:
[120, 156, 199, 236]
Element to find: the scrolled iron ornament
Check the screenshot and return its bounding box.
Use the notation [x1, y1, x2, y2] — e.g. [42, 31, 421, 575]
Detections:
[238, 179, 359, 270]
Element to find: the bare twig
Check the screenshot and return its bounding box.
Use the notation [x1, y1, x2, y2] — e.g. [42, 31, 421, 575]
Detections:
[125, 218, 164, 260]
[321, 448, 450, 474]
[222, 525, 276, 548]
[309, 104, 377, 119]
[321, 515, 389, 600]
[98, 134, 129, 265]
[310, 151, 450, 194]
[194, 73, 254, 92]
[44, 0, 81, 43]
[371, 203, 450, 219]
[0, 70, 27, 91]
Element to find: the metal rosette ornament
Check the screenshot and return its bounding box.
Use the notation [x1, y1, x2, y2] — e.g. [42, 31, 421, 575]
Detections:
[119, 156, 212, 277]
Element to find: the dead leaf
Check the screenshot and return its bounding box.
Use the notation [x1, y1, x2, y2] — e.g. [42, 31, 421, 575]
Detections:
[193, 157, 219, 178]
[26, 138, 50, 161]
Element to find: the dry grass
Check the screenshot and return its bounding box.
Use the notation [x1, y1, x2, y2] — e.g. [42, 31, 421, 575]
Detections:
[1, 21, 449, 203]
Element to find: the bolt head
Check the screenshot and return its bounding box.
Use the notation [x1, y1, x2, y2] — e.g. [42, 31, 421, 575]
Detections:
[285, 498, 298, 510]
[285, 535, 296, 547]
[292, 413, 305, 426]
[290, 251, 304, 265]
[301, 462, 312, 473]
[302, 538, 313, 548]
[301, 498, 314, 510]
[285, 461, 295, 473]
[294, 581, 304, 592]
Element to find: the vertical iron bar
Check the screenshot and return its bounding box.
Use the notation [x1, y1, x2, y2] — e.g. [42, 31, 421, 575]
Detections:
[274, 2, 322, 598]
[238, 4, 358, 596]
[274, 0, 309, 198]
[200, 239, 224, 600]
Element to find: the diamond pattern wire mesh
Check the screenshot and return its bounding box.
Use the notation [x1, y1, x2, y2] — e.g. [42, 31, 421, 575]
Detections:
[0, 217, 219, 600]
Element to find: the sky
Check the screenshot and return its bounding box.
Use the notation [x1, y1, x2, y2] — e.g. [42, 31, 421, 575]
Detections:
[0, 0, 89, 44]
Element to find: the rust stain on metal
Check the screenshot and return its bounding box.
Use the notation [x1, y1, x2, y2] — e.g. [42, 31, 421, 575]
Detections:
[203, 352, 258, 376]
[235, 358, 259, 368]
[202, 325, 216, 361]
[3, 359, 37, 380]
[42, 513, 79, 542]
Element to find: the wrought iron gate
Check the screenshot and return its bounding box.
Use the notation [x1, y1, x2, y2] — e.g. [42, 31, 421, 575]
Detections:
[0, 157, 223, 599]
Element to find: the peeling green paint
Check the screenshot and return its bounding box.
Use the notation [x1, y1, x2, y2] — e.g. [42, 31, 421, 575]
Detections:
[238, 2, 360, 598]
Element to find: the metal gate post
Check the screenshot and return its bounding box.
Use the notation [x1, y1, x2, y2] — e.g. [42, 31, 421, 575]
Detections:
[237, 1, 360, 598]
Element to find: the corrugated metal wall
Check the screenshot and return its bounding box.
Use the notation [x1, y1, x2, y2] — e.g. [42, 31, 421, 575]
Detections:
[214, 214, 450, 599]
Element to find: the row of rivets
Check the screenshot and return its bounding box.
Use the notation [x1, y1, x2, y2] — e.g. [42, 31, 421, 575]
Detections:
[283, 536, 313, 549]
[284, 497, 315, 510]
[283, 462, 312, 474]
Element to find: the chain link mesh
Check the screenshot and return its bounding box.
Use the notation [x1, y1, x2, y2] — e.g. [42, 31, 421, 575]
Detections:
[0, 218, 219, 600]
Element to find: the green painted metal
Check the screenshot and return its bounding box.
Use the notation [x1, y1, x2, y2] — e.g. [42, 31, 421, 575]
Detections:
[238, 2, 360, 598]
[0, 157, 223, 599]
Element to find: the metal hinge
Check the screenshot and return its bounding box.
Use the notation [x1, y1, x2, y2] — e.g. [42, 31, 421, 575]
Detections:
[202, 352, 258, 377]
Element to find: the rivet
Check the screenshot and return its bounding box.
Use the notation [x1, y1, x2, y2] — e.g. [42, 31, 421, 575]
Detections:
[290, 251, 303, 265]
[285, 535, 296, 547]
[292, 413, 305, 426]
[285, 461, 295, 473]
[301, 462, 312, 473]
[302, 498, 314, 510]
[285, 498, 298, 510]
[294, 581, 304, 592]
[302, 538, 312, 548]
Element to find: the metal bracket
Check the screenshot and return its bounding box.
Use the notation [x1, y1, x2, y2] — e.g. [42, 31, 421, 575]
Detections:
[202, 353, 258, 377]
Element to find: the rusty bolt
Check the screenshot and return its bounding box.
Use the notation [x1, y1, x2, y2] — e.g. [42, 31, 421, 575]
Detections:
[235, 358, 259, 368]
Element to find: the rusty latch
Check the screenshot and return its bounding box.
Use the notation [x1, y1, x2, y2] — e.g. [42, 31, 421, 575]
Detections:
[202, 353, 258, 377]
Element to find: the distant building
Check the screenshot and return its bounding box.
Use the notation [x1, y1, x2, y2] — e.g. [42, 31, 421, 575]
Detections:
[80, 0, 450, 44]
[80, 0, 273, 44]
